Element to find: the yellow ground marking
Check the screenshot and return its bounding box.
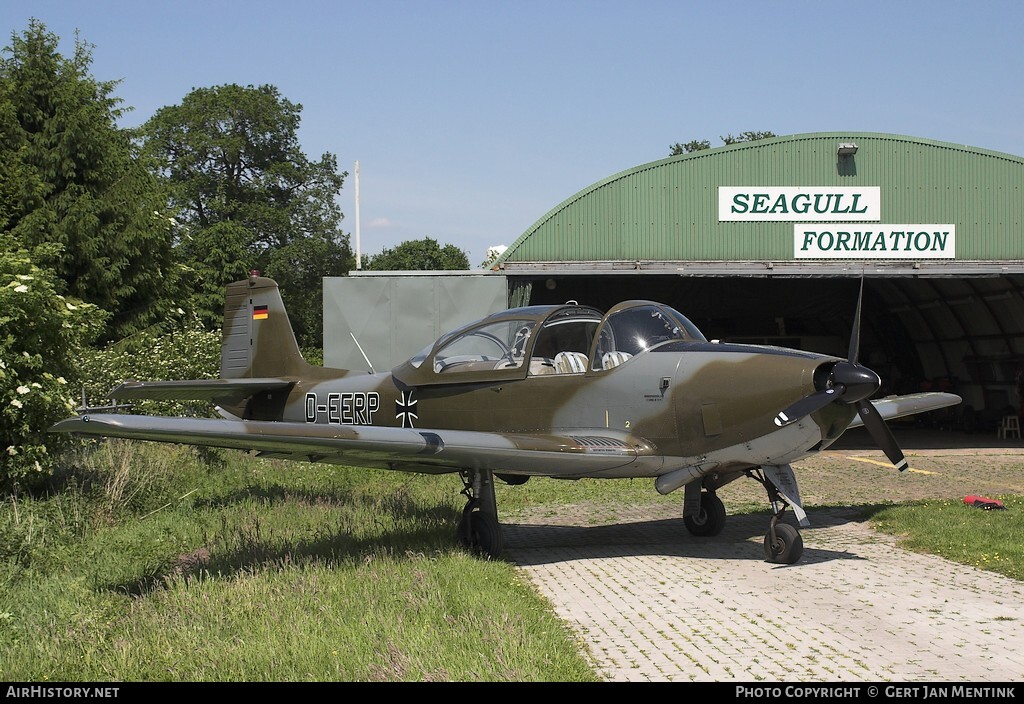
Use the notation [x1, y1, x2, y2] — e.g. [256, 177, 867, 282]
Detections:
[847, 455, 1024, 493]
[846, 455, 937, 475]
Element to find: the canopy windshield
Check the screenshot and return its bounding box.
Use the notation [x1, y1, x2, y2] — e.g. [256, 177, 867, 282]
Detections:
[590, 302, 706, 370]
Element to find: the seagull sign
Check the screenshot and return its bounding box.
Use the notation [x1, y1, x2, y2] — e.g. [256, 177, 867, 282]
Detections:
[51, 274, 960, 564]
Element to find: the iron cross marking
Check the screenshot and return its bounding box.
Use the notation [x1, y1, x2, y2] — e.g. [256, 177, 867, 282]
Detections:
[396, 388, 418, 428]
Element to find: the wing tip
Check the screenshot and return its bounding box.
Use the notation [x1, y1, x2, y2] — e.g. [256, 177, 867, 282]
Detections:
[47, 416, 90, 434]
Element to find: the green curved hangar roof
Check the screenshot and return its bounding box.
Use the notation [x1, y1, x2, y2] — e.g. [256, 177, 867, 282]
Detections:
[497, 132, 1024, 264]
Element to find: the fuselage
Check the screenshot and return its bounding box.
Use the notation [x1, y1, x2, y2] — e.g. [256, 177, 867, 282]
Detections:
[255, 339, 855, 477]
[214, 296, 864, 480]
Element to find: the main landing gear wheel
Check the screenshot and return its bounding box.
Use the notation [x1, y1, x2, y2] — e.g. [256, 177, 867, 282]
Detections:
[684, 491, 726, 537]
[763, 522, 803, 564]
[457, 505, 503, 558]
[457, 470, 503, 559]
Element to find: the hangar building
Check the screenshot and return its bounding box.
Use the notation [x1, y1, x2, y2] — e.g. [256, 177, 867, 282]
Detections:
[328, 132, 1024, 431]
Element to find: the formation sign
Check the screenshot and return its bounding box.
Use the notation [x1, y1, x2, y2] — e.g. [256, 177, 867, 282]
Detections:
[717, 186, 956, 259]
[794, 226, 956, 259]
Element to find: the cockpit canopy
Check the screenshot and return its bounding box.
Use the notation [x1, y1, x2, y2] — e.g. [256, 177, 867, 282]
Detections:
[593, 300, 705, 369]
[393, 300, 705, 386]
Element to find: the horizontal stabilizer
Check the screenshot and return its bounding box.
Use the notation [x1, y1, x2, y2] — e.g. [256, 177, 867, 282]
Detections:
[109, 378, 294, 403]
[847, 392, 961, 428]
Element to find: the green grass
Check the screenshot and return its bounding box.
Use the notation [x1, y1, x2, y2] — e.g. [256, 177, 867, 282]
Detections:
[865, 496, 1024, 581]
[3, 440, 1023, 681]
[0, 442, 597, 681]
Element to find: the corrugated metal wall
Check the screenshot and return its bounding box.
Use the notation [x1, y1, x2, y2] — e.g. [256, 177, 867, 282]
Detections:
[323, 274, 507, 371]
[500, 132, 1024, 262]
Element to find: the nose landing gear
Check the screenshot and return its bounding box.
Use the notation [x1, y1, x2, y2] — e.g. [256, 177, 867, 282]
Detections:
[748, 464, 807, 565]
[764, 517, 803, 564]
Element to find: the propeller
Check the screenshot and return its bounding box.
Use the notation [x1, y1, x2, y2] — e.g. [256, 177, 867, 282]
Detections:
[773, 277, 909, 472]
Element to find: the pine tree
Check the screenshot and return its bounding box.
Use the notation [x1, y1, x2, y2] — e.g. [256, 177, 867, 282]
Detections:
[0, 20, 175, 340]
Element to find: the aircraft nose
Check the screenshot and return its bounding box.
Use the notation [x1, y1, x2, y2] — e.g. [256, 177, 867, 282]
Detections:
[831, 361, 881, 403]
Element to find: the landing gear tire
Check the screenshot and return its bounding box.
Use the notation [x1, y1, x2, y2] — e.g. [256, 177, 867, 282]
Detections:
[763, 522, 803, 564]
[457, 505, 503, 558]
[456, 499, 478, 548]
[684, 491, 726, 537]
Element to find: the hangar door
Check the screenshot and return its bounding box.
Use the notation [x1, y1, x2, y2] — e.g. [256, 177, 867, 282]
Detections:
[523, 272, 1024, 433]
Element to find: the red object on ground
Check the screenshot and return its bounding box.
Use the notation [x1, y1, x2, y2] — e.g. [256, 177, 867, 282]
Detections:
[964, 495, 1006, 510]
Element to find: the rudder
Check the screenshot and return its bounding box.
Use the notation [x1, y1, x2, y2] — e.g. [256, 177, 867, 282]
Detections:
[220, 275, 310, 379]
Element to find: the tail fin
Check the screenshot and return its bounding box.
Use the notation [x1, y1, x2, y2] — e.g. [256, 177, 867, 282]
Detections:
[220, 276, 312, 379]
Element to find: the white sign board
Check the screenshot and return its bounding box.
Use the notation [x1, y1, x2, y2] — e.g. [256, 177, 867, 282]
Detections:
[719, 187, 881, 222]
[794, 225, 956, 259]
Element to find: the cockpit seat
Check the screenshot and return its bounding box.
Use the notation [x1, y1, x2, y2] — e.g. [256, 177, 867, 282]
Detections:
[601, 351, 633, 369]
[553, 351, 588, 374]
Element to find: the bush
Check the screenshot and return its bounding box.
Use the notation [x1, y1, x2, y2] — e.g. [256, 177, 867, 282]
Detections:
[78, 316, 222, 417]
[0, 238, 106, 490]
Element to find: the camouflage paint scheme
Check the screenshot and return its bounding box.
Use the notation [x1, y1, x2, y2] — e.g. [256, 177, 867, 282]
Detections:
[51, 275, 961, 563]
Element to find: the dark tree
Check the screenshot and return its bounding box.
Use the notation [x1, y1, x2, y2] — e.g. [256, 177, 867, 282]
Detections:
[668, 139, 711, 156]
[138, 83, 352, 346]
[0, 20, 175, 339]
[669, 131, 776, 156]
[721, 131, 777, 145]
[363, 238, 470, 271]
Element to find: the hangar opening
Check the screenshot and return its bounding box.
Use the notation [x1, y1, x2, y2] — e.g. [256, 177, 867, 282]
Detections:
[491, 133, 1024, 436]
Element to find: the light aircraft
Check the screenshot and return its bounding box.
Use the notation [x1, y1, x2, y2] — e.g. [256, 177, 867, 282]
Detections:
[51, 273, 961, 564]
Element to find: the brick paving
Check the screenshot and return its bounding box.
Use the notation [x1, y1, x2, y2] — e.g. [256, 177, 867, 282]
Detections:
[501, 441, 1024, 682]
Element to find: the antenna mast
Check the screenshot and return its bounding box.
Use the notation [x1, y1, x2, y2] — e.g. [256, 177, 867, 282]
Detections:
[354, 160, 361, 270]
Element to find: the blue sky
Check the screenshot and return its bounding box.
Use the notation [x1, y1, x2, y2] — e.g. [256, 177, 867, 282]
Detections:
[3, 1, 1024, 268]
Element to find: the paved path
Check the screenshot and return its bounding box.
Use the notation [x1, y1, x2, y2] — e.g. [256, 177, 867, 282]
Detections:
[503, 505, 1024, 682]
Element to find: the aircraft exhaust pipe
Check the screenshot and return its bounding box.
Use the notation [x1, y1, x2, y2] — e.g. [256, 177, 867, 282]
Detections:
[655, 465, 705, 495]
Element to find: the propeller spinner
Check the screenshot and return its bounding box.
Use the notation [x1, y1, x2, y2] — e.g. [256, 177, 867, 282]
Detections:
[773, 278, 909, 471]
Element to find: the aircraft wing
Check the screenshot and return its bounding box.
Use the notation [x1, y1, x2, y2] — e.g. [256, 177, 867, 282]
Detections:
[847, 392, 962, 428]
[107, 378, 294, 403]
[49, 414, 661, 476]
